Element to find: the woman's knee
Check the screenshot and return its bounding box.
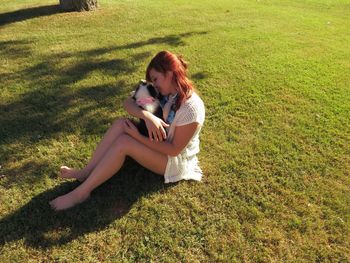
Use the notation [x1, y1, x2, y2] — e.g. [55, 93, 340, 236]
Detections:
[111, 118, 127, 133]
[114, 134, 134, 154]
[112, 118, 126, 128]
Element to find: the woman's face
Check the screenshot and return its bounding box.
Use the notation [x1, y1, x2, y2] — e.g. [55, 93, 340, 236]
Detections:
[149, 68, 175, 96]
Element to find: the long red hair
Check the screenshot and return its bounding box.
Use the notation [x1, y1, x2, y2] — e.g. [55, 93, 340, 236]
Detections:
[146, 51, 194, 110]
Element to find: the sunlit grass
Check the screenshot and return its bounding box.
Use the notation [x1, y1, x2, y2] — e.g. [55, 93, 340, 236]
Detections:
[0, 0, 349, 261]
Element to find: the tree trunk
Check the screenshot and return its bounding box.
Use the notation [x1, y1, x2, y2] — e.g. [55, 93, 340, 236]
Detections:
[59, 0, 98, 12]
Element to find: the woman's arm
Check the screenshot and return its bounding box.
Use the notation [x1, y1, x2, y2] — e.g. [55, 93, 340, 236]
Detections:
[124, 119, 199, 157]
[123, 97, 150, 120]
[123, 97, 169, 141]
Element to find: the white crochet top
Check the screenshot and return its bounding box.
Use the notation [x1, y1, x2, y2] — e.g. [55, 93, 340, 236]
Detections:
[164, 92, 205, 183]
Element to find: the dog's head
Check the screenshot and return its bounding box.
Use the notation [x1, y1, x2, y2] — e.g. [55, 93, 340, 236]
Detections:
[133, 80, 159, 101]
[132, 80, 160, 113]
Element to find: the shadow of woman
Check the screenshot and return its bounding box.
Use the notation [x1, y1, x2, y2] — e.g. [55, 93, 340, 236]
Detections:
[0, 159, 175, 248]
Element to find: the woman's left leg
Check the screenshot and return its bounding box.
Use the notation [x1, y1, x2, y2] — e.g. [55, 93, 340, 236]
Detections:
[60, 118, 130, 181]
[50, 134, 168, 210]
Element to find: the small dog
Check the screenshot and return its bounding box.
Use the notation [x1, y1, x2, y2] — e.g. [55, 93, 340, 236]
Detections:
[132, 80, 163, 137]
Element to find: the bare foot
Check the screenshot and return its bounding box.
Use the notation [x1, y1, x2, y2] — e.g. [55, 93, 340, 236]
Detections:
[49, 190, 90, 211]
[59, 166, 88, 182]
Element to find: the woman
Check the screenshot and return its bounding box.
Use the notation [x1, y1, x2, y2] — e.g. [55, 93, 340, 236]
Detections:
[50, 51, 205, 210]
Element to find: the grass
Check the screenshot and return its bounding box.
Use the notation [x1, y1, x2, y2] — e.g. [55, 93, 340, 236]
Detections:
[1, 0, 349, 261]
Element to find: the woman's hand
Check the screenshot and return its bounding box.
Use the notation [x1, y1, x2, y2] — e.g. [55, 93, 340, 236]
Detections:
[143, 112, 169, 142]
[124, 119, 141, 140]
[123, 97, 169, 141]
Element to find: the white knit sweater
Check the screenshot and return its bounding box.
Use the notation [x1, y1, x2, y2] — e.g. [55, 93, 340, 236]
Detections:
[164, 92, 205, 183]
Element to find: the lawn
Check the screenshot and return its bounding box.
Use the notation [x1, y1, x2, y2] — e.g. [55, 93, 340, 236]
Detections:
[0, 0, 349, 261]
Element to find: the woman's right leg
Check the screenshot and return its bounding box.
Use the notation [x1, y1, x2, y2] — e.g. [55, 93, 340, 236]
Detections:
[50, 134, 167, 211]
[60, 118, 129, 181]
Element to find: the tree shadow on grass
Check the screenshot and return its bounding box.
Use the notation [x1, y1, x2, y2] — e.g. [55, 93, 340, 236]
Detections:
[0, 44, 144, 146]
[0, 158, 176, 248]
[0, 31, 209, 145]
[191, 72, 210, 80]
[0, 5, 61, 27]
[0, 40, 32, 60]
[117, 31, 208, 49]
[0, 81, 127, 144]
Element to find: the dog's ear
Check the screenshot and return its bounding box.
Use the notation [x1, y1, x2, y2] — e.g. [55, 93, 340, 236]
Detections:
[132, 83, 141, 100]
[131, 90, 136, 99]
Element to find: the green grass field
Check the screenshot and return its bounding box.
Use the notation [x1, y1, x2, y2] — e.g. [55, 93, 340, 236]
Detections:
[1, 0, 349, 261]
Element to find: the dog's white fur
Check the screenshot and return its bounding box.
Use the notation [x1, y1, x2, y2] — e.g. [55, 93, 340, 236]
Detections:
[133, 81, 160, 113]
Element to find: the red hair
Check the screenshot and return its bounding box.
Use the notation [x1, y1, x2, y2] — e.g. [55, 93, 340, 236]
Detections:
[146, 51, 194, 110]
